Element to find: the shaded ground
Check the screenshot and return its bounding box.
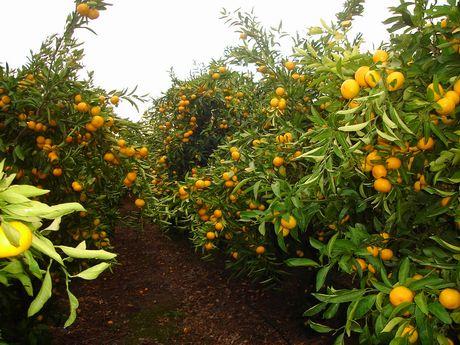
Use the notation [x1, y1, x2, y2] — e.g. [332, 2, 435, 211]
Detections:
[51, 214, 331, 345]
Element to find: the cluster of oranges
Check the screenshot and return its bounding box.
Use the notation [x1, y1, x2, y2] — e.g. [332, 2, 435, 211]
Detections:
[76, 2, 100, 20]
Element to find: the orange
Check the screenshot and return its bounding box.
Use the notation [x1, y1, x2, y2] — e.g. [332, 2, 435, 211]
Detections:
[366, 246, 379, 257]
[72, 181, 83, 192]
[340, 79, 360, 99]
[386, 71, 405, 91]
[454, 79, 460, 95]
[231, 151, 240, 161]
[91, 115, 104, 128]
[110, 95, 119, 105]
[255, 246, 265, 255]
[211, 73, 220, 80]
[206, 232, 215, 240]
[214, 222, 223, 231]
[270, 98, 279, 107]
[204, 243, 214, 251]
[386, 157, 401, 170]
[439, 288, 460, 310]
[374, 178, 392, 193]
[401, 325, 418, 344]
[373, 49, 388, 63]
[380, 248, 394, 260]
[427, 83, 444, 101]
[117, 139, 126, 147]
[275, 87, 285, 96]
[440, 196, 451, 207]
[354, 66, 370, 87]
[126, 171, 137, 182]
[352, 258, 367, 271]
[213, 209, 222, 218]
[412, 274, 424, 280]
[436, 97, 455, 115]
[138, 147, 149, 157]
[76, 3, 90, 16]
[278, 98, 287, 110]
[284, 61, 296, 70]
[389, 286, 414, 306]
[417, 137, 435, 150]
[0, 221, 33, 258]
[372, 165, 387, 179]
[134, 198, 145, 208]
[90, 106, 101, 116]
[366, 151, 381, 166]
[52, 168, 63, 177]
[364, 70, 381, 88]
[273, 156, 284, 167]
[87, 8, 99, 20]
[280, 215, 297, 229]
[445, 90, 460, 105]
[76, 102, 89, 112]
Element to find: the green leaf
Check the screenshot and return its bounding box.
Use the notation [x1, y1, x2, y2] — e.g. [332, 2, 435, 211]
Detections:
[27, 264, 52, 317]
[303, 302, 327, 316]
[32, 234, 64, 265]
[64, 279, 79, 328]
[428, 302, 452, 324]
[285, 258, 319, 267]
[73, 262, 111, 280]
[7, 185, 49, 197]
[56, 245, 117, 260]
[381, 317, 404, 333]
[414, 292, 429, 315]
[316, 264, 332, 291]
[398, 257, 410, 284]
[308, 320, 334, 333]
[429, 236, 460, 253]
[338, 120, 370, 132]
[313, 289, 367, 304]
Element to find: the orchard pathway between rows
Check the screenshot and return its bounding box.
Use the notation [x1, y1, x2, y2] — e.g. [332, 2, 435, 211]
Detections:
[52, 206, 330, 345]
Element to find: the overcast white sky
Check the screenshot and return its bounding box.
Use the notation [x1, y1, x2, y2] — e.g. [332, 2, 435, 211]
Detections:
[3, 0, 395, 121]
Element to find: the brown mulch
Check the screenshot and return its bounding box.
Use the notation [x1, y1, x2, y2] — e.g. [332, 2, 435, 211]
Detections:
[51, 214, 331, 345]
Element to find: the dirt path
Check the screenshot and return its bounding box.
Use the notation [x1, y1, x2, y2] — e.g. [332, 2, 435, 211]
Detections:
[51, 215, 330, 345]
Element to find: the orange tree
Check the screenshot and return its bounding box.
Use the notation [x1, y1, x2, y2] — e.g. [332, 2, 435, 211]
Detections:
[0, 0, 150, 340]
[144, 0, 459, 343]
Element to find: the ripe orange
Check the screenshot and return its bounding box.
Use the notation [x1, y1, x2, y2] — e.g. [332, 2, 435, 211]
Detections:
[436, 97, 455, 115]
[340, 79, 360, 99]
[280, 215, 297, 230]
[213, 209, 222, 218]
[354, 66, 370, 87]
[440, 196, 451, 207]
[284, 61, 296, 70]
[380, 248, 394, 260]
[366, 150, 381, 166]
[211, 73, 220, 80]
[374, 178, 392, 193]
[206, 232, 215, 240]
[386, 157, 401, 170]
[417, 137, 435, 150]
[91, 115, 104, 128]
[72, 181, 83, 192]
[76, 102, 89, 112]
[270, 98, 279, 107]
[366, 246, 379, 257]
[386, 71, 405, 91]
[454, 79, 460, 95]
[364, 70, 381, 88]
[90, 106, 101, 116]
[214, 222, 223, 231]
[439, 288, 460, 310]
[255, 246, 266, 255]
[373, 49, 388, 63]
[134, 198, 145, 208]
[231, 151, 240, 161]
[87, 8, 100, 20]
[52, 168, 63, 177]
[371, 165, 387, 179]
[117, 139, 126, 147]
[110, 95, 119, 105]
[401, 325, 418, 344]
[427, 83, 444, 101]
[76, 3, 90, 16]
[389, 286, 414, 306]
[445, 90, 460, 105]
[275, 87, 285, 96]
[273, 156, 284, 167]
[278, 98, 287, 110]
[127, 171, 137, 182]
[352, 258, 367, 271]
